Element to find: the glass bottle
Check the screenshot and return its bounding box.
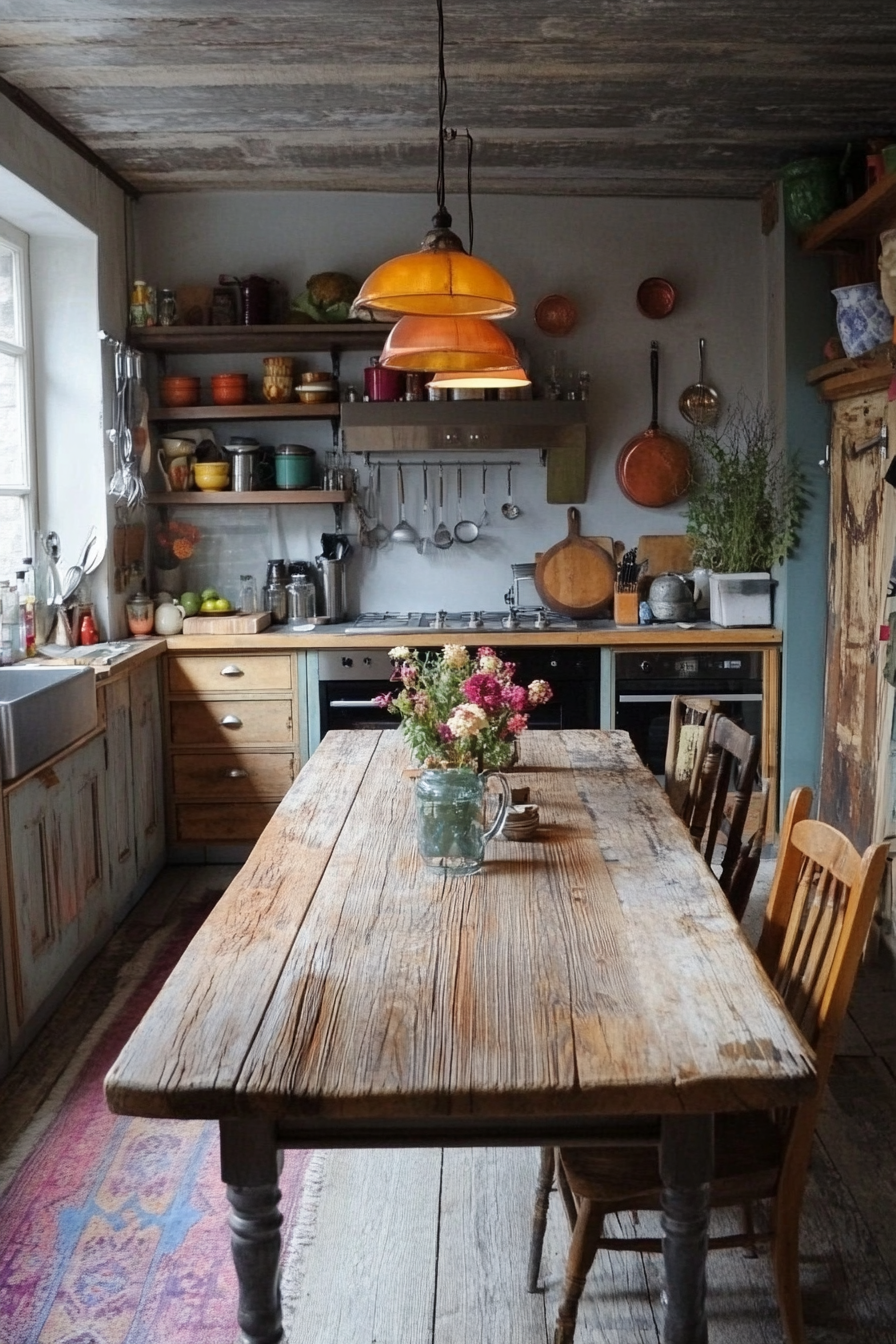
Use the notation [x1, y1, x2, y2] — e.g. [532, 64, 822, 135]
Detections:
[577, 370, 591, 401]
[158, 288, 178, 326]
[239, 574, 258, 613]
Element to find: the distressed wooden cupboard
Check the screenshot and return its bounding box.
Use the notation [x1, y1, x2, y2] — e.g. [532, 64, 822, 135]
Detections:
[0, 657, 165, 1061]
[163, 651, 303, 853]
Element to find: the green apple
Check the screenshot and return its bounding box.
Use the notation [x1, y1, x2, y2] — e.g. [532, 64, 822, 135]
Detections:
[200, 586, 219, 601]
[212, 598, 232, 611]
[180, 591, 201, 616]
[200, 599, 218, 612]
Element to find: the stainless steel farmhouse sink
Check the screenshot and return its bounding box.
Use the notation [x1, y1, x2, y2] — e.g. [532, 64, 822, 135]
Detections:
[0, 666, 98, 780]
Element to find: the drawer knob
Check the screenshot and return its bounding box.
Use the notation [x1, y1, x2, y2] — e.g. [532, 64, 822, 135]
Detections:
[225, 767, 249, 779]
[220, 715, 243, 727]
[220, 664, 244, 677]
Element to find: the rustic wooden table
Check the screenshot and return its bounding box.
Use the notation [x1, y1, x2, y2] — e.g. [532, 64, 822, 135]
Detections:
[105, 729, 815, 1344]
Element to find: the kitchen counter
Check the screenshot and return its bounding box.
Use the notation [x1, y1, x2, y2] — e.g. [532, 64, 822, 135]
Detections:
[164, 622, 782, 652]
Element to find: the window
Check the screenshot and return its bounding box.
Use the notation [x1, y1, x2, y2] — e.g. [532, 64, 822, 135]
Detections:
[0, 216, 35, 581]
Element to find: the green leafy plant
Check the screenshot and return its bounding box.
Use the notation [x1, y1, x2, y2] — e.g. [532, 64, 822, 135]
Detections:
[685, 401, 806, 573]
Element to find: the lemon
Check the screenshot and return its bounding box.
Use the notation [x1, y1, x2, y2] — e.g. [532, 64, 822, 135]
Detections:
[212, 598, 232, 611]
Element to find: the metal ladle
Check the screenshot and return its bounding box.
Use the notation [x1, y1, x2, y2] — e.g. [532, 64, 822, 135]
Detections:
[389, 462, 418, 544]
[370, 463, 390, 548]
[433, 464, 454, 549]
[454, 466, 479, 543]
[501, 464, 522, 520]
[679, 337, 720, 427]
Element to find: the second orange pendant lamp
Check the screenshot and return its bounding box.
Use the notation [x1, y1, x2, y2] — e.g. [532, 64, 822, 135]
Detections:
[355, 0, 523, 379]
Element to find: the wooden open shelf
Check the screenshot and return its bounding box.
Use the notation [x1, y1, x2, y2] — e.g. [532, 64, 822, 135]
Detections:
[144, 490, 351, 506]
[801, 175, 896, 252]
[149, 402, 340, 422]
[128, 322, 393, 354]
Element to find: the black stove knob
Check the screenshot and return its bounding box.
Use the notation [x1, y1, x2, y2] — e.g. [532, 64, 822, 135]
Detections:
[640, 659, 652, 674]
[342, 656, 353, 667]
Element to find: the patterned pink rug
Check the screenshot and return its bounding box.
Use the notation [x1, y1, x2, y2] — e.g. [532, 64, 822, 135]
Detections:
[0, 894, 314, 1344]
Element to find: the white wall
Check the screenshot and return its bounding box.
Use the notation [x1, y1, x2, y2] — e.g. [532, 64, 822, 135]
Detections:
[0, 94, 129, 636]
[136, 190, 767, 612]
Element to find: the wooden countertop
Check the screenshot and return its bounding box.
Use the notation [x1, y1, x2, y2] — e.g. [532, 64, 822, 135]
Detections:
[164, 623, 782, 652]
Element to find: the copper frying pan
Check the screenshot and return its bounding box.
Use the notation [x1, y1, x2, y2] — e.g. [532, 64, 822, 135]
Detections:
[616, 341, 691, 508]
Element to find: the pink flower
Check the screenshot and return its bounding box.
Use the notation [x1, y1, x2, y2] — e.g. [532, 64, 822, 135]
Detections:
[507, 712, 529, 735]
[461, 673, 504, 712]
[500, 661, 517, 682]
[400, 662, 418, 684]
[502, 683, 529, 711]
[412, 691, 430, 717]
[438, 722, 454, 741]
[372, 692, 393, 709]
[527, 679, 553, 707]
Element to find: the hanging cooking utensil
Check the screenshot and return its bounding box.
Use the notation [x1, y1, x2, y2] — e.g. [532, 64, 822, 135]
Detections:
[417, 463, 435, 555]
[501, 464, 521, 519]
[370, 463, 390, 548]
[678, 337, 720, 427]
[478, 463, 490, 528]
[390, 462, 418, 544]
[534, 507, 616, 618]
[433, 464, 454, 549]
[616, 342, 691, 508]
[454, 466, 479, 543]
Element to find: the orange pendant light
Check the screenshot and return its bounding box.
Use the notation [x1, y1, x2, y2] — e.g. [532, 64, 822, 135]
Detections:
[427, 367, 531, 390]
[354, 0, 516, 322]
[355, 208, 516, 320]
[379, 314, 521, 372]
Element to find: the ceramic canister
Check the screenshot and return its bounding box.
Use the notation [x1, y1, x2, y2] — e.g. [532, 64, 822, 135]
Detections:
[274, 444, 314, 488]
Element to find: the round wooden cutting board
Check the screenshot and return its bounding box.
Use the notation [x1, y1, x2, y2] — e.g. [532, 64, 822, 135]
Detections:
[534, 507, 616, 617]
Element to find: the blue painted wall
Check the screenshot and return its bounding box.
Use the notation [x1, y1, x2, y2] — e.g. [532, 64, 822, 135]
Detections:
[778, 230, 833, 808]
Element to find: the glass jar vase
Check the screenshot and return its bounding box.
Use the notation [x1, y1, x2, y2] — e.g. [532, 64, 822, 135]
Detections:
[415, 768, 510, 876]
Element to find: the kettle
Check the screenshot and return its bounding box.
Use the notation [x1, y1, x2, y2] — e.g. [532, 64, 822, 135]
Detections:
[647, 572, 696, 623]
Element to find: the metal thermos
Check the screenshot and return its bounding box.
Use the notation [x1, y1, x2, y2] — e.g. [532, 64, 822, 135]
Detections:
[314, 556, 347, 624]
[228, 444, 258, 492]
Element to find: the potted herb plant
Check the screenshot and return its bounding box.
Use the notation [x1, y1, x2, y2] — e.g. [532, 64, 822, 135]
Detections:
[684, 402, 806, 625]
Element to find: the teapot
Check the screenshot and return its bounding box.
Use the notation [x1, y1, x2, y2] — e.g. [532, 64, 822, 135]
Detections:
[153, 601, 186, 635]
[647, 572, 696, 623]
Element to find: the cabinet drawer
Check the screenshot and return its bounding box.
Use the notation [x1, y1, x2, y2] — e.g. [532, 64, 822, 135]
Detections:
[169, 699, 294, 746]
[175, 802, 278, 843]
[167, 654, 293, 693]
[171, 751, 296, 799]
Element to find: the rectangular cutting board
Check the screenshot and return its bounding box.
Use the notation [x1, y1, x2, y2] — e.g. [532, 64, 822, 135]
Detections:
[636, 533, 695, 575]
[181, 611, 272, 634]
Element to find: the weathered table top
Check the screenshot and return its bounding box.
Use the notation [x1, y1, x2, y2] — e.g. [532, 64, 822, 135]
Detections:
[105, 730, 814, 1129]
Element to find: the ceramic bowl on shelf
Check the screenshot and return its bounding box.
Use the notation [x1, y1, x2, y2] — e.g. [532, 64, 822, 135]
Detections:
[193, 462, 231, 491]
[210, 372, 249, 405]
[296, 384, 335, 404]
[160, 375, 200, 407]
[831, 283, 893, 357]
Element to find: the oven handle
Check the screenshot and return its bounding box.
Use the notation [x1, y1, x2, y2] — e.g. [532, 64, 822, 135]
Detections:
[617, 693, 763, 704]
[329, 698, 391, 708]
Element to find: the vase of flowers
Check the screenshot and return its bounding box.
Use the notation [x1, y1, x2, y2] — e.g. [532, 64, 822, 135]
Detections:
[375, 644, 553, 874]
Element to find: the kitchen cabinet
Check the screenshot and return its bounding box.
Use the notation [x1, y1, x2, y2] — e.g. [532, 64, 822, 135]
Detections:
[163, 651, 301, 853]
[800, 173, 896, 284]
[4, 734, 107, 1032]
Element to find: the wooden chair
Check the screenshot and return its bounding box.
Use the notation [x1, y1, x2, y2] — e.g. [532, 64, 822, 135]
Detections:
[663, 694, 718, 818]
[527, 786, 888, 1344]
[686, 712, 762, 915]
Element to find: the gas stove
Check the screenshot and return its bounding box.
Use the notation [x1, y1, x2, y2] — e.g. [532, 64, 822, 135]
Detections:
[343, 608, 582, 636]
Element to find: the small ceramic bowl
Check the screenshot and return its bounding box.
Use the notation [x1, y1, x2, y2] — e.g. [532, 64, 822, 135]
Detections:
[297, 386, 334, 404]
[210, 372, 249, 405]
[160, 375, 200, 407]
[194, 462, 231, 491]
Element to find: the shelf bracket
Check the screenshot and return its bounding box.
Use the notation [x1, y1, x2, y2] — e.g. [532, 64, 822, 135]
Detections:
[539, 449, 547, 467]
[330, 345, 342, 381]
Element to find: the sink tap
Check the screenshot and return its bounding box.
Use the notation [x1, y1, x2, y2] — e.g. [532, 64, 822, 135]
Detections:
[468, 610, 484, 629]
[534, 607, 550, 630]
[502, 606, 520, 630]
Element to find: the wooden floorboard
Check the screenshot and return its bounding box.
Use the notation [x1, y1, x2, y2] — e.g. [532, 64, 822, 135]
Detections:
[3, 859, 896, 1343]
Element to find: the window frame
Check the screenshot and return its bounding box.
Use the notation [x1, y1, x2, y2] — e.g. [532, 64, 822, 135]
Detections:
[0, 213, 37, 558]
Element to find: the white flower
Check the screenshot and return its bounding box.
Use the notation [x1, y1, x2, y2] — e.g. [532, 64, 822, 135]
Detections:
[389, 645, 412, 662]
[446, 702, 489, 737]
[478, 654, 501, 673]
[442, 643, 469, 669]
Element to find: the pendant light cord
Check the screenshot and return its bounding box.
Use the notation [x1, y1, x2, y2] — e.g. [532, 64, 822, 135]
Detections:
[435, 0, 448, 216]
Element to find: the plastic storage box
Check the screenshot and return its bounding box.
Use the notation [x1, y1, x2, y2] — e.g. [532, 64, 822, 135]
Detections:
[709, 573, 772, 627]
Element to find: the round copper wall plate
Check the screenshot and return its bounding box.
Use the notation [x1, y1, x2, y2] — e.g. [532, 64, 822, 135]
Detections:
[534, 293, 578, 335]
[636, 277, 677, 319]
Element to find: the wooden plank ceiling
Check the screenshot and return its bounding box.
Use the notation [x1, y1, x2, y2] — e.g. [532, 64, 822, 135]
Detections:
[0, 1, 895, 199]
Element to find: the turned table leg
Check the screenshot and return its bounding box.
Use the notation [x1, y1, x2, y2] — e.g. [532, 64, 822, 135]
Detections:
[220, 1118, 284, 1344]
[660, 1113, 714, 1344]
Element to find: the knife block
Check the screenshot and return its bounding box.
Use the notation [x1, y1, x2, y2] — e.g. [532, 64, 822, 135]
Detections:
[614, 590, 640, 626]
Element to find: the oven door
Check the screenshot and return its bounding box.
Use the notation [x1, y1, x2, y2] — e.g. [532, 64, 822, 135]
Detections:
[319, 680, 399, 732]
[615, 687, 763, 776]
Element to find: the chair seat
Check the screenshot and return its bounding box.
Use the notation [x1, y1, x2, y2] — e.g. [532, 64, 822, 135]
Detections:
[558, 1110, 784, 1212]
